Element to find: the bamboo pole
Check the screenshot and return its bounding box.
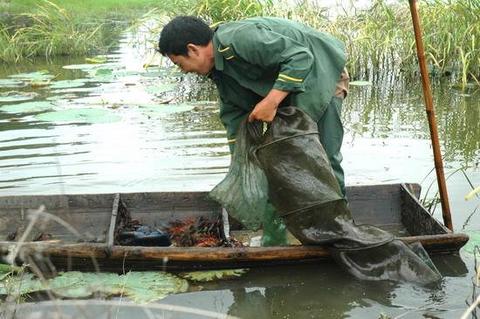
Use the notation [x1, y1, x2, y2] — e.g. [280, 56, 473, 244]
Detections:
[408, 0, 453, 230]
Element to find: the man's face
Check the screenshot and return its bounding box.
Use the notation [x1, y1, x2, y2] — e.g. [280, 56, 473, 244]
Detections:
[168, 43, 214, 76]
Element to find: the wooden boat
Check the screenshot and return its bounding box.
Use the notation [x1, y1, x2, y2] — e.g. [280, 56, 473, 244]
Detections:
[0, 183, 469, 272]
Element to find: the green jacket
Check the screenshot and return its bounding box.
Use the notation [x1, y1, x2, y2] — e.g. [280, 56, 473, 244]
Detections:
[210, 17, 346, 146]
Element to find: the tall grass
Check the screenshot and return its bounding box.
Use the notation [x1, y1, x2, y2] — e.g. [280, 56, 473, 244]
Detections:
[194, 0, 272, 22]
[3, 0, 479, 85]
[0, 1, 120, 63]
[188, 0, 480, 87]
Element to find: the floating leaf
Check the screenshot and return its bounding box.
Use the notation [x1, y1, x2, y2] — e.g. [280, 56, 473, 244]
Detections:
[118, 271, 189, 303]
[0, 91, 38, 103]
[49, 272, 121, 298]
[179, 269, 247, 282]
[0, 273, 43, 295]
[349, 81, 372, 86]
[0, 264, 23, 281]
[85, 56, 108, 64]
[9, 71, 55, 82]
[30, 80, 51, 88]
[140, 103, 195, 115]
[462, 231, 480, 255]
[465, 186, 480, 201]
[145, 83, 177, 95]
[85, 68, 116, 82]
[63, 63, 102, 70]
[35, 108, 121, 124]
[46, 93, 78, 101]
[1, 101, 55, 113]
[141, 66, 169, 78]
[1, 271, 188, 303]
[49, 80, 86, 89]
[0, 79, 26, 89]
[94, 68, 113, 76]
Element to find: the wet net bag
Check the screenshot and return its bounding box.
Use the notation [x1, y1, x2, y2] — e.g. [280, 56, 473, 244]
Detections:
[235, 106, 440, 284]
[209, 120, 287, 245]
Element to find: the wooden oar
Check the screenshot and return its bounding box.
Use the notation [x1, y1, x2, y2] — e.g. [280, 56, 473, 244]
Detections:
[408, 0, 453, 230]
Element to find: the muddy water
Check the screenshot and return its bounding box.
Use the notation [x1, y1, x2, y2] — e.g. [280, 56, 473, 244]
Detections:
[1, 30, 479, 318]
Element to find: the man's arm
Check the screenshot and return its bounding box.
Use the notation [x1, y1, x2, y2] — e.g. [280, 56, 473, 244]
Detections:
[230, 24, 314, 122]
[219, 97, 248, 154]
[248, 89, 288, 122]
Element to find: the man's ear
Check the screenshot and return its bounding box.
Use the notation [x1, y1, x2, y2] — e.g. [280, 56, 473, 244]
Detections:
[186, 43, 200, 57]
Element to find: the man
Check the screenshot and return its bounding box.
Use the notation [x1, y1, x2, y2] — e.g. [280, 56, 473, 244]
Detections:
[158, 16, 349, 196]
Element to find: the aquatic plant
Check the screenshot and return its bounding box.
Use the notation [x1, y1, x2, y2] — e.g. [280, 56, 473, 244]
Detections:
[179, 0, 480, 87]
[194, 0, 272, 23]
[325, 0, 480, 87]
[0, 0, 130, 63]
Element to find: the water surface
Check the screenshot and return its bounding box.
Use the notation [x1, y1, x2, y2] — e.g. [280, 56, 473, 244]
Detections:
[0, 27, 479, 318]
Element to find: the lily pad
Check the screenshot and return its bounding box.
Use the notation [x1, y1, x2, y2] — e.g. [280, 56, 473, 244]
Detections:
[0, 271, 189, 303]
[30, 81, 51, 88]
[349, 80, 372, 86]
[0, 79, 26, 89]
[62, 63, 102, 70]
[85, 56, 108, 64]
[1, 101, 55, 113]
[0, 263, 23, 281]
[141, 103, 195, 115]
[94, 68, 113, 76]
[118, 271, 189, 303]
[0, 273, 44, 295]
[49, 272, 121, 298]
[179, 269, 247, 282]
[145, 83, 177, 95]
[0, 91, 38, 103]
[85, 68, 116, 82]
[49, 80, 86, 89]
[46, 93, 78, 101]
[462, 231, 480, 255]
[141, 67, 169, 78]
[35, 108, 121, 124]
[9, 71, 55, 82]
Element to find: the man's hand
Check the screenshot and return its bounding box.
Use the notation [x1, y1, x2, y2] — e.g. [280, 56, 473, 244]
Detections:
[248, 89, 289, 122]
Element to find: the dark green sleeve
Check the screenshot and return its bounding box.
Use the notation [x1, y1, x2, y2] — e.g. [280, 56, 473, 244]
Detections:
[218, 97, 248, 154]
[229, 24, 314, 92]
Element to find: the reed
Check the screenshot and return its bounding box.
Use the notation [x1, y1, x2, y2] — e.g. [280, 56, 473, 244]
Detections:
[193, 0, 271, 23]
[0, 1, 120, 63]
[190, 0, 479, 86]
[326, 0, 480, 86]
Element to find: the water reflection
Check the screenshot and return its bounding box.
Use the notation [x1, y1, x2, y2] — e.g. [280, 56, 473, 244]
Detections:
[1, 28, 478, 197]
[154, 256, 469, 319]
[0, 24, 479, 319]
[343, 77, 480, 165]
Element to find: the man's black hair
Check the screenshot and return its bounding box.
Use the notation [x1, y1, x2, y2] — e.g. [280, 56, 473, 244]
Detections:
[158, 16, 213, 56]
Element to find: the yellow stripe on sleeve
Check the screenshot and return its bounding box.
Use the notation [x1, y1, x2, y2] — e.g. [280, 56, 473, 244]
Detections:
[227, 138, 236, 144]
[218, 46, 231, 53]
[278, 73, 303, 83]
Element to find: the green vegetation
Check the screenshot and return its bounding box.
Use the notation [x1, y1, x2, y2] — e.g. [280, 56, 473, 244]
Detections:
[322, 0, 480, 87]
[2, 0, 479, 87]
[2, 0, 164, 18]
[189, 0, 480, 87]
[0, 0, 181, 63]
[194, 0, 271, 22]
[0, 271, 189, 303]
[1, 1, 117, 63]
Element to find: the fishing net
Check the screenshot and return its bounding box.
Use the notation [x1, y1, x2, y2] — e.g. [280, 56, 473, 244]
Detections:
[209, 119, 287, 246]
[211, 106, 441, 284]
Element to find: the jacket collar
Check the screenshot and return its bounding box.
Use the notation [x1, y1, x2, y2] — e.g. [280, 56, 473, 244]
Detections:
[212, 36, 224, 71]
